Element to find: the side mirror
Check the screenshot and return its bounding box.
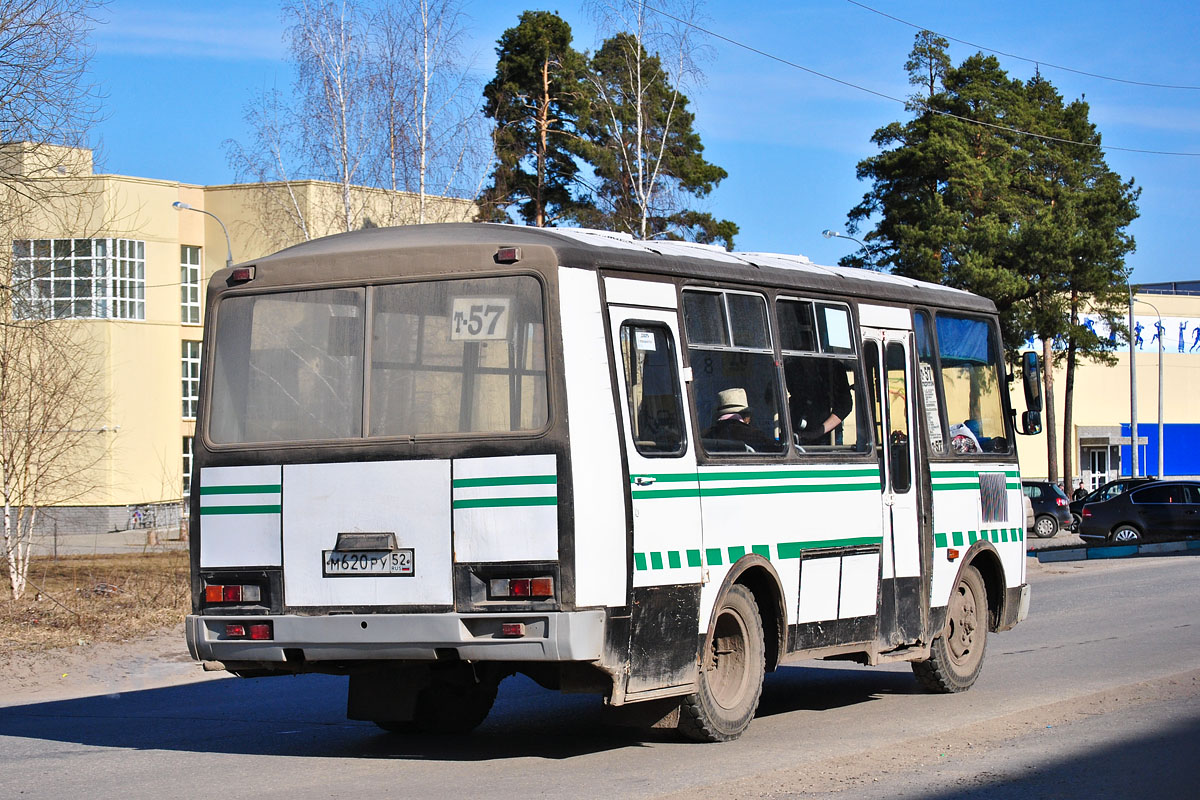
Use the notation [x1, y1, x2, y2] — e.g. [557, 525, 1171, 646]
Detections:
[1021, 410, 1042, 436]
[1022, 351, 1043, 412]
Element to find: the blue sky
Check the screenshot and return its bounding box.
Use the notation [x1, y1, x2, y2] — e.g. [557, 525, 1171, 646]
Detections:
[88, 1, 1200, 283]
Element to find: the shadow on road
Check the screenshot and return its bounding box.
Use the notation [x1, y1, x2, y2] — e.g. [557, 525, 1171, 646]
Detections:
[0, 664, 914, 760]
[913, 710, 1200, 799]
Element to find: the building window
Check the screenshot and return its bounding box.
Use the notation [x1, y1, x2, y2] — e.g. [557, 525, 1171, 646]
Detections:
[182, 340, 201, 419]
[182, 436, 193, 495]
[11, 238, 145, 320]
[181, 245, 201, 324]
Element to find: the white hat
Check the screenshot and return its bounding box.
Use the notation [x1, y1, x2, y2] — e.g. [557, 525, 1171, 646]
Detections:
[715, 387, 749, 417]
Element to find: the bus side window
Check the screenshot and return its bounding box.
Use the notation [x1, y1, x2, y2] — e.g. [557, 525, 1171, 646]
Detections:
[777, 298, 863, 451]
[683, 290, 785, 454]
[620, 323, 686, 456]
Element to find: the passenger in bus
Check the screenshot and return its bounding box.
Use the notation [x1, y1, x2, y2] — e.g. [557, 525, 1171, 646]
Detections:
[703, 387, 777, 452]
[785, 357, 853, 445]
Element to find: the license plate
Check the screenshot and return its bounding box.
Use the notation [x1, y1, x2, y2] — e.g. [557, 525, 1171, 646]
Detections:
[322, 549, 414, 577]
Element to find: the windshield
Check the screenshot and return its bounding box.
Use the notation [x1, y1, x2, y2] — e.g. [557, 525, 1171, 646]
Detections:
[208, 276, 548, 444]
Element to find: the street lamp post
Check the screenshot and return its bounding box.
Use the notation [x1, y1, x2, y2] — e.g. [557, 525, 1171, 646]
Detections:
[1128, 286, 1166, 478]
[821, 229, 866, 250]
[1129, 286, 1138, 477]
[173, 201, 234, 270]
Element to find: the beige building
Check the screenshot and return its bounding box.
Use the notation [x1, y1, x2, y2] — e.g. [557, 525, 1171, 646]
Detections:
[1013, 285, 1200, 489]
[3, 144, 473, 533]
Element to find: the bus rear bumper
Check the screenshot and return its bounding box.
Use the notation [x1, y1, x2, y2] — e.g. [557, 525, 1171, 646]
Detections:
[186, 610, 607, 665]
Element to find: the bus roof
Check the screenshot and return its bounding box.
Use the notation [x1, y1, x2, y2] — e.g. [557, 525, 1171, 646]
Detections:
[247, 222, 996, 314]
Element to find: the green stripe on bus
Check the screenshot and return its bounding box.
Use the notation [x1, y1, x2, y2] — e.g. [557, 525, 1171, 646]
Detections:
[700, 482, 880, 498]
[452, 496, 557, 509]
[698, 468, 880, 481]
[635, 538, 886, 570]
[199, 504, 282, 516]
[934, 532, 948, 548]
[199, 484, 281, 495]
[952, 531, 964, 547]
[931, 482, 981, 491]
[777, 536, 883, 557]
[633, 483, 878, 500]
[453, 475, 556, 488]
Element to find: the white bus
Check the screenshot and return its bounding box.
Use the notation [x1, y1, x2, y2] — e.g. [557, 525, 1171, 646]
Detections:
[186, 224, 1042, 741]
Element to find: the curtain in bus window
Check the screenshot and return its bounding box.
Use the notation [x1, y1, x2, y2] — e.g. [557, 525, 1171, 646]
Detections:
[684, 290, 784, 454]
[369, 276, 548, 436]
[209, 288, 365, 444]
[934, 314, 1009, 455]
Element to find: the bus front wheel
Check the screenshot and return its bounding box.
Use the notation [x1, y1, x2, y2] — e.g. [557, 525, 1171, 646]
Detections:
[912, 565, 988, 693]
[679, 584, 766, 742]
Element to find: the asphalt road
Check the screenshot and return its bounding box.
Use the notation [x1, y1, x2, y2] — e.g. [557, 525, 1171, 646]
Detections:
[2, 553, 1198, 799]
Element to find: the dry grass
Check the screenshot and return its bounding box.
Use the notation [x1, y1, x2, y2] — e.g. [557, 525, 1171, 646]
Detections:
[0, 551, 189, 655]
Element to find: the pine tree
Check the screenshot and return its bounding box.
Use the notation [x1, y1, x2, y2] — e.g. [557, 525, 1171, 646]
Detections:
[581, 32, 737, 249]
[478, 11, 592, 227]
[848, 32, 1139, 482]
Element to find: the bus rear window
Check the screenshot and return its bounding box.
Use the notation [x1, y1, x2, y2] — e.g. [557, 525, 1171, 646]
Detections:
[208, 276, 548, 444]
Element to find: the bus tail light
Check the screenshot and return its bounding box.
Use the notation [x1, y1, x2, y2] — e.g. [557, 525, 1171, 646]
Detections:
[204, 583, 262, 604]
[500, 623, 525, 637]
[223, 622, 273, 640]
[489, 576, 554, 599]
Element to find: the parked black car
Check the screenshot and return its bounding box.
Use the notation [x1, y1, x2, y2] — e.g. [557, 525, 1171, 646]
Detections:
[1077, 480, 1200, 545]
[1021, 480, 1073, 538]
[1067, 477, 1158, 531]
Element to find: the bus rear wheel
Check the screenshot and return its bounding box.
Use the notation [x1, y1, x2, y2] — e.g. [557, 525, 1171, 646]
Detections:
[912, 565, 987, 693]
[679, 584, 765, 742]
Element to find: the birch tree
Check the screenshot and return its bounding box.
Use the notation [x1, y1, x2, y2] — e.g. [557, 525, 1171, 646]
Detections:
[478, 10, 592, 227]
[0, 0, 107, 599]
[581, 1, 735, 247]
[370, 0, 486, 224]
[1, 310, 105, 599]
[228, 0, 484, 247]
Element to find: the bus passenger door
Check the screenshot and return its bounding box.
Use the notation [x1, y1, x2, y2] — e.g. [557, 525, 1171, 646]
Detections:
[608, 304, 704, 695]
[863, 329, 924, 648]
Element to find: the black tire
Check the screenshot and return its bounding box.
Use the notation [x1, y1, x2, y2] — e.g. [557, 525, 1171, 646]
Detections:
[1033, 514, 1059, 538]
[375, 667, 499, 735]
[912, 565, 987, 693]
[679, 584, 765, 742]
[1110, 524, 1142, 544]
[1069, 513, 1082, 532]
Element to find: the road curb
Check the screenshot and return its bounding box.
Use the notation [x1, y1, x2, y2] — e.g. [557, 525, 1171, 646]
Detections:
[1034, 539, 1200, 562]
